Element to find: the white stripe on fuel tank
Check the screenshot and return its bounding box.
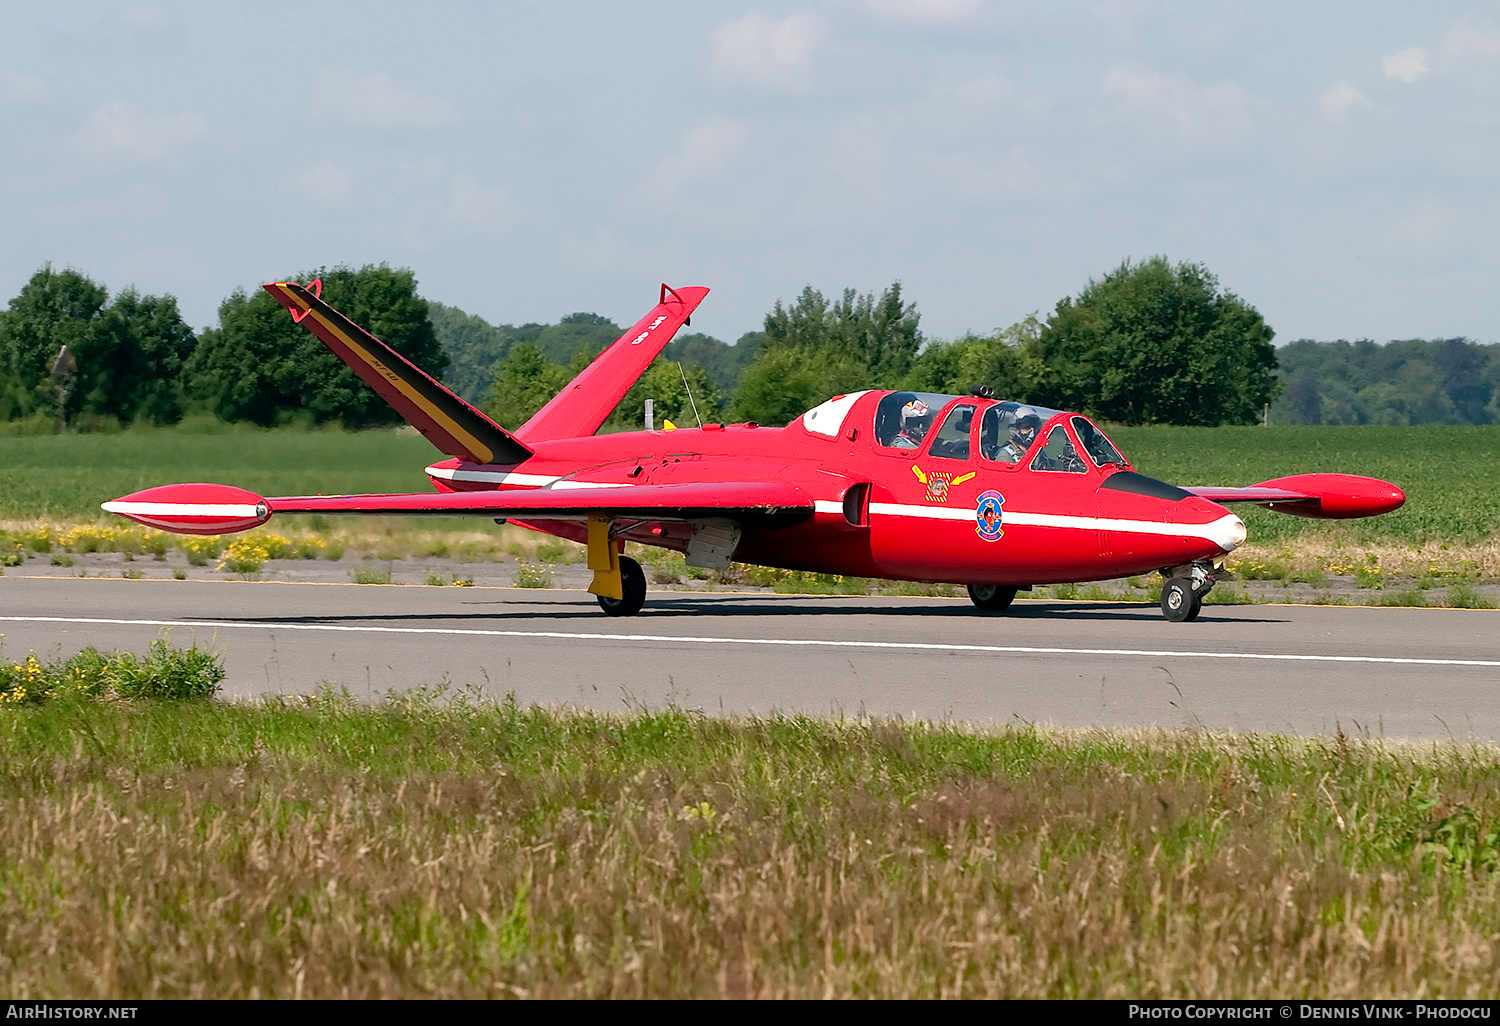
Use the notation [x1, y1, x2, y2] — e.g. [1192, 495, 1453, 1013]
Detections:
[102, 501, 263, 518]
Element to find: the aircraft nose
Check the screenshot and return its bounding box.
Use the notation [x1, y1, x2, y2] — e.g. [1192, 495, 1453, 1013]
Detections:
[1209, 512, 1248, 553]
[1180, 495, 1247, 553]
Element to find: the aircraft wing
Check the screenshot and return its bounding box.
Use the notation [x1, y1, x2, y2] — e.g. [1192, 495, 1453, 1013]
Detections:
[1182, 473, 1405, 519]
[269, 481, 811, 524]
[103, 481, 813, 534]
[1182, 486, 1317, 505]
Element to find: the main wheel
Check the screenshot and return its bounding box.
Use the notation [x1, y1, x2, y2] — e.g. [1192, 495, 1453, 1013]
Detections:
[968, 584, 1018, 612]
[1160, 577, 1202, 622]
[597, 556, 647, 617]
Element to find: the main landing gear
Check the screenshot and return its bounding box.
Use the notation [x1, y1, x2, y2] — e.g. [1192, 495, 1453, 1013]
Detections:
[597, 555, 647, 616]
[1159, 561, 1219, 622]
[967, 584, 1018, 612]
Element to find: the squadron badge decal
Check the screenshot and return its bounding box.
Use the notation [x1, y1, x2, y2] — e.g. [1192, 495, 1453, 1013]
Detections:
[975, 490, 1005, 541]
[911, 464, 976, 503]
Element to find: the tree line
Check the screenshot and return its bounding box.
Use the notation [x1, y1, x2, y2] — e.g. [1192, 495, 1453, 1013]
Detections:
[1271, 337, 1500, 426]
[2, 256, 1488, 435]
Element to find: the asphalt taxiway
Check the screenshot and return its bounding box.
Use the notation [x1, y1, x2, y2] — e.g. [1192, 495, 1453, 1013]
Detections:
[2, 576, 1496, 738]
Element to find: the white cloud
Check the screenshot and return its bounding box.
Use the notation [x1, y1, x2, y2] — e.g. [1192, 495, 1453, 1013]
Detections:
[285, 159, 357, 206]
[1382, 47, 1429, 84]
[1103, 65, 1256, 145]
[710, 11, 823, 91]
[31, 184, 169, 227]
[840, 0, 980, 23]
[118, 6, 169, 30]
[311, 63, 460, 129]
[445, 172, 522, 239]
[644, 118, 748, 200]
[0, 71, 48, 104]
[1319, 81, 1366, 125]
[72, 100, 211, 165]
[386, 157, 527, 243]
[1090, 0, 1161, 44]
[1443, 14, 1500, 58]
[1390, 197, 1459, 257]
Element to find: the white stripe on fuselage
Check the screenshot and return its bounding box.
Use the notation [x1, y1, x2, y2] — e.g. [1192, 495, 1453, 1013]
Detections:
[869, 502, 1242, 539]
[431, 472, 1240, 547]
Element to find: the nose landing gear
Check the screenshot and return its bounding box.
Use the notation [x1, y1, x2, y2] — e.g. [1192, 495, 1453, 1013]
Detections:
[1159, 561, 1219, 622]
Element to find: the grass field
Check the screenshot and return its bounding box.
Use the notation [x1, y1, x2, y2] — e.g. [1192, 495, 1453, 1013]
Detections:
[4, 687, 1500, 998]
[0, 422, 436, 523]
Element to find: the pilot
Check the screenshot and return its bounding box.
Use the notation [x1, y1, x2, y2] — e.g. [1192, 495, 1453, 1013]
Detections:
[891, 399, 932, 449]
[997, 407, 1041, 462]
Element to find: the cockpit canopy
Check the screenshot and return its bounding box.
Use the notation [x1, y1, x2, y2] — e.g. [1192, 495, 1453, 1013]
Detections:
[801, 390, 1129, 472]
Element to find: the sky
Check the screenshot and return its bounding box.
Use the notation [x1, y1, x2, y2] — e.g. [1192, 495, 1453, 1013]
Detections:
[2, 1, 1497, 348]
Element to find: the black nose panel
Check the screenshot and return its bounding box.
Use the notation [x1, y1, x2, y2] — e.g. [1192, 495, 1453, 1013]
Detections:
[1100, 471, 1191, 501]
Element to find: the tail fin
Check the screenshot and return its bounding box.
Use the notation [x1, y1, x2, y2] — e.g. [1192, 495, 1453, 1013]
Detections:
[264, 281, 532, 466]
[517, 284, 710, 440]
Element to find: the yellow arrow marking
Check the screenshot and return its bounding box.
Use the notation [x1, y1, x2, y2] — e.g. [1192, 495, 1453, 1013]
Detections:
[911, 464, 928, 484]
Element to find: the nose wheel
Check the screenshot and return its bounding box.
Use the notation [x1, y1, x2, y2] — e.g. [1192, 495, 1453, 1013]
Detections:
[1160, 577, 1202, 622]
[1159, 562, 1217, 622]
[968, 584, 1018, 612]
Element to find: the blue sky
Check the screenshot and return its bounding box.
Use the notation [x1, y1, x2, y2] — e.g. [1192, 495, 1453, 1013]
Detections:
[2, 1, 1497, 347]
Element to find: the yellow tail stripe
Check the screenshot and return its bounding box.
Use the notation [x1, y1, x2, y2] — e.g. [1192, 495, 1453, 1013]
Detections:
[275, 285, 496, 464]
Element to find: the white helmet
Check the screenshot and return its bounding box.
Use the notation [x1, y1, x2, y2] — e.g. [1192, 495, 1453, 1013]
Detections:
[901, 398, 930, 424]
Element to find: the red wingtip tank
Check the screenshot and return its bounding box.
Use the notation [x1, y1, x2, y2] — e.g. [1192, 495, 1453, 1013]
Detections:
[101, 483, 271, 535]
[1252, 473, 1407, 519]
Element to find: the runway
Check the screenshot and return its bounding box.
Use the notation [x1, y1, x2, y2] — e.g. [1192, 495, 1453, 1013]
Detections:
[2, 575, 1497, 738]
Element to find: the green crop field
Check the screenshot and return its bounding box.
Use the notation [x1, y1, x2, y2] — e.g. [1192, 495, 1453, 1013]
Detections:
[4, 681, 1500, 998]
[2, 423, 1497, 549]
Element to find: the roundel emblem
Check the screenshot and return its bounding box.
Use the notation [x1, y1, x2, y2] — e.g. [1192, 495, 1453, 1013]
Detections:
[975, 490, 1005, 542]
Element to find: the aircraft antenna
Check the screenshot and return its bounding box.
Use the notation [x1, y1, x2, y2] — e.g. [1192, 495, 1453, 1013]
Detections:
[678, 362, 703, 428]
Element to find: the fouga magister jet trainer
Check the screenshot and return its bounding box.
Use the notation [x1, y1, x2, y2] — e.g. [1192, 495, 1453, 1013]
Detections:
[104, 281, 1405, 622]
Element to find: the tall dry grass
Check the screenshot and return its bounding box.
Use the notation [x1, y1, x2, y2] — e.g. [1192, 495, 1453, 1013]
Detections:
[3, 695, 1500, 997]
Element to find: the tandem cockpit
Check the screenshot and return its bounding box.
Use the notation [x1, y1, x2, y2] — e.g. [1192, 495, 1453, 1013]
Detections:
[799, 390, 1132, 475]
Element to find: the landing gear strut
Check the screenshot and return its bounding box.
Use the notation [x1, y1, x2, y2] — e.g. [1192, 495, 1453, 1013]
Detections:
[967, 584, 1018, 612]
[1159, 561, 1218, 622]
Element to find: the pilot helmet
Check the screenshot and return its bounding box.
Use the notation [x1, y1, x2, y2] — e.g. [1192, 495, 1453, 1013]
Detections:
[901, 399, 930, 427]
[1012, 406, 1041, 441]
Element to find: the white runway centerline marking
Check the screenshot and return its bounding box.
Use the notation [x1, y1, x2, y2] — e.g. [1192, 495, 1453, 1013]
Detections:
[4, 615, 1500, 669]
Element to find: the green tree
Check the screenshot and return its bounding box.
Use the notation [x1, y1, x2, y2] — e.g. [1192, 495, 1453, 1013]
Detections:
[187, 264, 445, 427]
[905, 316, 1043, 399]
[732, 347, 857, 426]
[0, 265, 108, 419]
[1032, 257, 1278, 426]
[731, 282, 921, 424]
[429, 300, 513, 404]
[534, 312, 622, 365]
[483, 342, 571, 430]
[1273, 336, 1498, 426]
[663, 331, 758, 391]
[610, 360, 722, 429]
[74, 289, 197, 424]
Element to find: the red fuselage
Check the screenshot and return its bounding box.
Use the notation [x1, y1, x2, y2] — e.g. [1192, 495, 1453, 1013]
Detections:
[427, 391, 1247, 587]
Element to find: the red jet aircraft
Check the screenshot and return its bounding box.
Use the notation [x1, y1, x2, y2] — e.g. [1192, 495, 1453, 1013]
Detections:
[105, 282, 1405, 622]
